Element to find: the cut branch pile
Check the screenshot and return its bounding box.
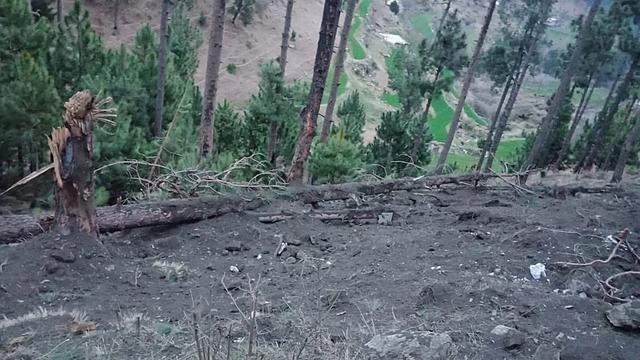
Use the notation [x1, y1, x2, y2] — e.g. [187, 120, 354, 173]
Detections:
[556, 229, 640, 302]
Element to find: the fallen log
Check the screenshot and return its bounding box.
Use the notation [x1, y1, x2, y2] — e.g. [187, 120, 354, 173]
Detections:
[254, 208, 390, 224]
[0, 171, 532, 243]
[0, 195, 265, 244]
[291, 172, 516, 204]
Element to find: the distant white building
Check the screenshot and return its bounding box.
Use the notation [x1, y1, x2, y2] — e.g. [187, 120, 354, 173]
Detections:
[545, 17, 559, 27]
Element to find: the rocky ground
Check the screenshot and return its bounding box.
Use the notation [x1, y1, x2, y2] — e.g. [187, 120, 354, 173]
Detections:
[1, 176, 640, 359]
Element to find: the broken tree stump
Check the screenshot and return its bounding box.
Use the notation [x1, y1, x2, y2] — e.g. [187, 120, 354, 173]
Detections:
[48, 91, 114, 237]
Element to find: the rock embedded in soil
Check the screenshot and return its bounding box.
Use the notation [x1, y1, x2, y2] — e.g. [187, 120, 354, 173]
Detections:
[50, 250, 76, 263]
[490, 325, 525, 349]
[366, 331, 457, 359]
[606, 301, 640, 331]
[225, 241, 246, 252]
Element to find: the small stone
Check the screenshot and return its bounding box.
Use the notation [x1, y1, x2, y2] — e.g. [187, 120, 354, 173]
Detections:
[285, 257, 297, 264]
[377, 212, 394, 226]
[44, 262, 61, 274]
[302, 234, 317, 245]
[366, 331, 457, 359]
[50, 250, 75, 263]
[490, 325, 525, 349]
[288, 238, 302, 246]
[225, 241, 244, 252]
[221, 249, 230, 256]
[566, 279, 591, 295]
[229, 265, 240, 273]
[295, 250, 309, 261]
[606, 301, 640, 330]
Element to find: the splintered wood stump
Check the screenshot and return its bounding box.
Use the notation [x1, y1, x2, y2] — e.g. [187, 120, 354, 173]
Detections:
[48, 91, 98, 236]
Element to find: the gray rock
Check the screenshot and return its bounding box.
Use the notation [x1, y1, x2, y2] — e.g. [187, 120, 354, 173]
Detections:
[285, 256, 297, 264]
[534, 344, 560, 360]
[225, 241, 244, 252]
[490, 325, 525, 349]
[50, 250, 76, 263]
[606, 301, 640, 330]
[377, 212, 394, 226]
[567, 279, 591, 295]
[366, 331, 457, 359]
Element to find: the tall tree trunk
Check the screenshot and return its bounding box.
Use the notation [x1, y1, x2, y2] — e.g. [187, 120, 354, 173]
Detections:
[154, 0, 171, 138]
[524, 0, 602, 175]
[611, 111, 640, 183]
[113, 0, 119, 33]
[287, 0, 341, 182]
[554, 73, 596, 167]
[580, 55, 639, 171]
[320, 0, 358, 143]
[48, 91, 98, 237]
[279, 0, 295, 74]
[573, 72, 621, 172]
[200, 0, 227, 158]
[267, 0, 295, 166]
[603, 95, 638, 169]
[434, 0, 452, 40]
[435, 0, 497, 174]
[410, 66, 443, 163]
[57, 0, 62, 24]
[483, 61, 531, 172]
[477, 78, 512, 171]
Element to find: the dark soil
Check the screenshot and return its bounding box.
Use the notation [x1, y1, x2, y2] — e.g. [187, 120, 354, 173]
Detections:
[1, 183, 639, 359]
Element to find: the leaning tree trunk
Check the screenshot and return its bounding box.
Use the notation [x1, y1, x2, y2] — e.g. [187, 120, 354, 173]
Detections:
[279, 0, 295, 75]
[48, 91, 99, 237]
[554, 73, 597, 167]
[603, 96, 638, 170]
[524, 0, 602, 175]
[231, 0, 243, 24]
[580, 55, 639, 172]
[200, 0, 227, 158]
[434, 0, 452, 41]
[287, 0, 342, 182]
[611, 111, 640, 183]
[267, 0, 295, 166]
[320, 0, 358, 143]
[477, 78, 512, 171]
[410, 66, 443, 164]
[483, 61, 531, 172]
[154, 0, 171, 138]
[112, 0, 119, 33]
[435, 0, 497, 174]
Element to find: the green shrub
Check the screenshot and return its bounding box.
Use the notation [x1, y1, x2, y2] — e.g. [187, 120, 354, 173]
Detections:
[310, 131, 363, 184]
[227, 63, 237, 74]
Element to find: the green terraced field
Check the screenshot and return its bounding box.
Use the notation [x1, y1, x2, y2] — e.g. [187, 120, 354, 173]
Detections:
[322, 64, 349, 104]
[428, 95, 454, 142]
[409, 14, 435, 40]
[349, 17, 366, 60]
[358, 0, 371, 17]
[382, 91, 401, 108]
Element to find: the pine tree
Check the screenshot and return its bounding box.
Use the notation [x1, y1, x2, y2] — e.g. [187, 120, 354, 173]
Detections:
[435, 0, 498, 174]
[321, 0, 358, 142]
[611, 109, 640, 183]
[335, 91, 366, 144]
[154, 0, 171, 137]
[230, 0, 255, 26]
[200, 0, 226, 158]
[288, 0, 342, 182]
[410, 10, 467, 164]
[524, 0, 603, 175]
[279, 0, 295, 75]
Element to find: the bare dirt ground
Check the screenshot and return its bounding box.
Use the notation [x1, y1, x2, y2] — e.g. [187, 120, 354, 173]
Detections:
[2, 175, 639, 359]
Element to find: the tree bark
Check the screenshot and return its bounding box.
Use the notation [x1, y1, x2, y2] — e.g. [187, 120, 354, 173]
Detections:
[477, 78, 512, 171]
[267, 120, 279, 166]
[435, 0, 497, 174]
[603, 95, 637, 170]
[288, 0, 341, 182]
[57, 0, 62, 24]
[200, 0, 227, 158]
[320, 0, 358, 143]
[113, 0, 119, 33]
[434, 0, 452, 41]
[580, 55, 639, 171]
[410, 66, 443, 163]
[524, 0, 602, 175]
[279, 0, 295, 75]
[483, 61, 531, 172]
[48, 91, 98, 237]
[611, 111, 640, 183]
[554, 73, 596, 167]
[154, 0, 171, 138]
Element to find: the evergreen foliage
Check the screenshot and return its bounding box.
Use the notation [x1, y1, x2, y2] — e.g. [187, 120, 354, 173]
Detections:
[230, 0, 256, 26]
[335, 91, 366, 144]
[309, 130, 364, 184]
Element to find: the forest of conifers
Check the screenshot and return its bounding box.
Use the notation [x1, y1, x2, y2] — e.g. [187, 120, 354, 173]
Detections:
[1, 0, 639, 206]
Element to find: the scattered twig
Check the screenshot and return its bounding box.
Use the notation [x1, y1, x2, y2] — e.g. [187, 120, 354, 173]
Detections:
[555, 230, 628, 267]
[489, 169, 539, 196]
